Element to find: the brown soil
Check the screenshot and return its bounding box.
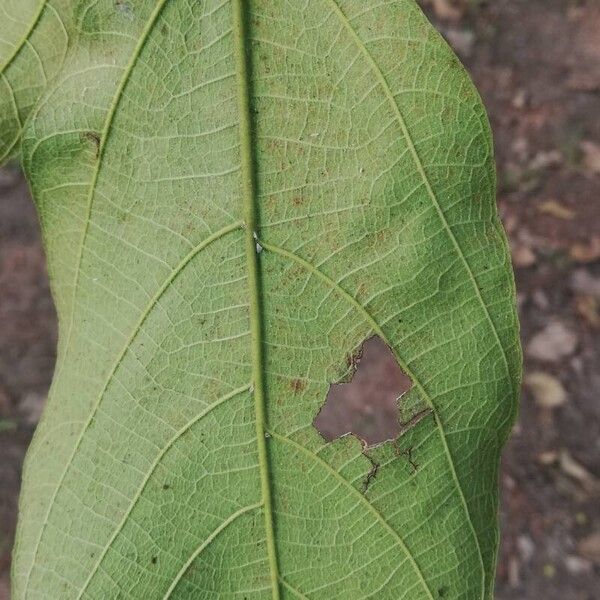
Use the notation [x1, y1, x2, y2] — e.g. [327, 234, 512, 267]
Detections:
[0, 166, 57, 600]
[1, 1, 599, 597]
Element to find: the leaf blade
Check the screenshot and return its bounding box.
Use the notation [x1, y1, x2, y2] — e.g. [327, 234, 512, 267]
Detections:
[13, 1, 521, 598]
[0, 0, 69, 163]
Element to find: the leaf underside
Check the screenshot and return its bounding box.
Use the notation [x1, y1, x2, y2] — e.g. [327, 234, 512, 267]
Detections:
[10, 1, 521, 599]
[0, 0, 70, 163]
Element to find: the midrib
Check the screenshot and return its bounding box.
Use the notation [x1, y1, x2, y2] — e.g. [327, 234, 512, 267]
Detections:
[232, 1, 281, 599]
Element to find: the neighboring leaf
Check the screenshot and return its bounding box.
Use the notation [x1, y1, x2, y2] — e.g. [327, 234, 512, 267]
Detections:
[0, 0, 70, 163]
[13, 1, 521, 599]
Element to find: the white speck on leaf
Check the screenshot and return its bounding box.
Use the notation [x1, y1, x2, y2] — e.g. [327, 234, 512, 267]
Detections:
[253, 231, 262, 253]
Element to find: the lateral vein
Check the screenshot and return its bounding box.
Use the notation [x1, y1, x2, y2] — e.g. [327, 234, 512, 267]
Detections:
[0, 0, 48, 76]
[268, 429, 435, 600]
[162, 502, 264, 599]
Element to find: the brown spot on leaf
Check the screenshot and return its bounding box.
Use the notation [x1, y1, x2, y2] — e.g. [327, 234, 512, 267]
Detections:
[376, 229, 387, 242]
[81, 131, 101, 158]
[290, 378, 305, 394]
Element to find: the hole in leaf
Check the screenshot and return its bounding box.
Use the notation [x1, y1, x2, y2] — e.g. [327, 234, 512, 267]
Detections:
[314, 336, 413, 447]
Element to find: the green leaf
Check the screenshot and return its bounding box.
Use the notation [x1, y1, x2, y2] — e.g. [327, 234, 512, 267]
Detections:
[13, 1, 521, 598]
[0, 0, 70, 163]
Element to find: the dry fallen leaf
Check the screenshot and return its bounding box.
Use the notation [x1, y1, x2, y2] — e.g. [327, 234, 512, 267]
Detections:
[511, 242, 537, 268]
[527, 321, 578, 362]
[516, 535, 535, 563]
[581, 140, 600, 174]
[575, 295, 600, 328]
[529, 150, 563, 171]
[511, 90, 528, 111]
[564, 555, 592, 575]
[18, 392, 46, 426]
[430, 0, 463, 21]
[524, 372, 567, 408]
[559, 450, 600, 494]
[570, 236, 600, 263]
[578, 533, 600, 564]
[444, 28, 475, 57]
[538, 450, 559, 465]
[507, 556, 520, 588]
[571, 269, 600, 298]
[537, 200, 575, 220]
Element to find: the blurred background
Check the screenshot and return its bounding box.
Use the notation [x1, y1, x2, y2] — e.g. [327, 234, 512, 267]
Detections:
[1, 0, 599, 598]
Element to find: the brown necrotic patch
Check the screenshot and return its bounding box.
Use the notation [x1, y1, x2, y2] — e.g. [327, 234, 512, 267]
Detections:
[313, 336, 414, 447]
